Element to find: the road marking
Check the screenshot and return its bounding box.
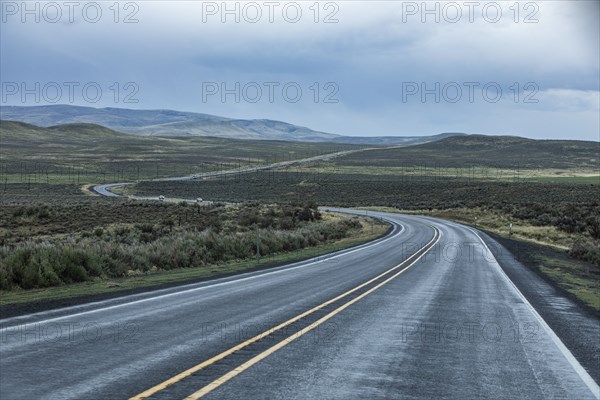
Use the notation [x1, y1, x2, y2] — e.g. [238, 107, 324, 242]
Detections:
[183, 227, 441, 399]
[464, 226, 600, 400]
[129, 227, 440, 400]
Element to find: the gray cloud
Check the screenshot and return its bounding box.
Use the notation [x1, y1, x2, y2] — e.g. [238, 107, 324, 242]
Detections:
[1, 0, 598, 140]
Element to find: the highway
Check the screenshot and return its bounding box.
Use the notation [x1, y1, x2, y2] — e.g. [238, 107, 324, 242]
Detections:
[91, 148, 368, 198]
[92, 182, 133, 197]
[1, 209, 598, 399]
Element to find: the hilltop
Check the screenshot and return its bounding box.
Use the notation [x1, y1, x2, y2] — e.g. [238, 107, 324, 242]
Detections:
[336, 135, 599, 170]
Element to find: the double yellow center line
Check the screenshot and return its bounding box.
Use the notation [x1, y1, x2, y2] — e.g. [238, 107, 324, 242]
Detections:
[131, 225, 441, 400]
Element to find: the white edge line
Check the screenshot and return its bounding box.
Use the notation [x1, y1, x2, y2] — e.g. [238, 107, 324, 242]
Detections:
[464, 225, 600, 399]
[0, 216, 404, 329]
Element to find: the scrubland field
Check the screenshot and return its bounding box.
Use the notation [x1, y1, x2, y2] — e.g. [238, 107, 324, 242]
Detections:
[1, 123, 598, 311]
[0, 194, 387, 305]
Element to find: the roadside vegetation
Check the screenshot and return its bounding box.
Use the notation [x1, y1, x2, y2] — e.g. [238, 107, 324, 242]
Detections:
[0, 200, 388, 298]
[386, 204, 600, 266]
[129, 172, 599, 264]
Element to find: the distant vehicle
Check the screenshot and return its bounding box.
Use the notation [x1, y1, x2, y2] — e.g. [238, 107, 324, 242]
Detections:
[158, 195, 165, 201]
[196, 197, 203, 202]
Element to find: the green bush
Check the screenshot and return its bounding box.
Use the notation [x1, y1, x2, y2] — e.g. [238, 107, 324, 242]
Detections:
[569, 239, 600, 267]
[587, 217, 600, 240]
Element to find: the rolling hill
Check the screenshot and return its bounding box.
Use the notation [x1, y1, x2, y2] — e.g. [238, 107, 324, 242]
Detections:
[0, 120, 363, 183]
[0, 105, 464, 145]
[2, 120, 596, 174]
[336, 135, 600, 170]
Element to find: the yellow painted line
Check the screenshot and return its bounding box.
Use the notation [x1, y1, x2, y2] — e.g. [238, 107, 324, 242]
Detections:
[184, 227, 441, 399]
[130, 227, 440, 400]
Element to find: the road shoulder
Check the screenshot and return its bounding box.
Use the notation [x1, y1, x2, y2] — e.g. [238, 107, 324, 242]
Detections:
[479, 231, 600, 385]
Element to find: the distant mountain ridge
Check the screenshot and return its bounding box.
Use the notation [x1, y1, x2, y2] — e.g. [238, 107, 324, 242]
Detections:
[0, 105, 465, 145]
[2, 119, 595, 172]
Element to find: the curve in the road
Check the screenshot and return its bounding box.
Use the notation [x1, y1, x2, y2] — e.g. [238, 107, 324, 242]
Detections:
[131, 226, 441, 400]
[1, 210, 598, 400]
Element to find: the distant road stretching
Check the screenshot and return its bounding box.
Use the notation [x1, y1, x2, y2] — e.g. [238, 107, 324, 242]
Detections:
[90, 148, 368, 198]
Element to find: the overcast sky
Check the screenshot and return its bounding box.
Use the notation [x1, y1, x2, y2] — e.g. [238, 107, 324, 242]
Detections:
[1, 1, 599, 140]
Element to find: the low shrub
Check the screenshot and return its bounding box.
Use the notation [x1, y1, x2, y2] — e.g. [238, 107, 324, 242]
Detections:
[0, 204, 364, 290]
[569, 239, 600, 267]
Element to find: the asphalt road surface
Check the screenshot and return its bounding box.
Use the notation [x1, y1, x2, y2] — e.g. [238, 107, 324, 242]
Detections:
[1, 210, 598, 399]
